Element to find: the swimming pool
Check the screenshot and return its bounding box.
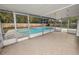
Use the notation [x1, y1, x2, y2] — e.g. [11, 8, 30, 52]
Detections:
[16, 27, 53, 35]
[3, 27, 54, 46]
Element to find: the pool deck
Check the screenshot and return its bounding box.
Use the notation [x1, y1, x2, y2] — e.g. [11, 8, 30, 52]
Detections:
[1, 32, 79, 55]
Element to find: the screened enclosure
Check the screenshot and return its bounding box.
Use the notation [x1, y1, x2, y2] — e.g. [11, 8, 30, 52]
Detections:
[0, 5, 78, 46]
[0, 11, 54, 46]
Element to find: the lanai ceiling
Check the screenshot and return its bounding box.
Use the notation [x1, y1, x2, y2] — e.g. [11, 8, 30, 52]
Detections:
[0, 4, 72, 18]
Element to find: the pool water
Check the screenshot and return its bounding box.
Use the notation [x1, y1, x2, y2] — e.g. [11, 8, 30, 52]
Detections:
[16, 27, 52, 35]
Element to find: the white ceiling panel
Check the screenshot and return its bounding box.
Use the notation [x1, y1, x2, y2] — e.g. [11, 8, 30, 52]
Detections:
[0, 4, 71, 18]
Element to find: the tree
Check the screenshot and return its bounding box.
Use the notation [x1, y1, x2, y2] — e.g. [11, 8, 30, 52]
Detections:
[0, 12, 13, 23]
[16, 15, 27, 23]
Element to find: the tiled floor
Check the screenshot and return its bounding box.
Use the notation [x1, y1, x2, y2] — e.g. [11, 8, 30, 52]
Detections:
[1, 32, 79, 55]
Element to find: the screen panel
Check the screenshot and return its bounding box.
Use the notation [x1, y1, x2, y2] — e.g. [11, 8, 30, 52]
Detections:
[0, 12, 15, 40]
[16, 14, 29, 39]
[29, 16, 43, 38]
